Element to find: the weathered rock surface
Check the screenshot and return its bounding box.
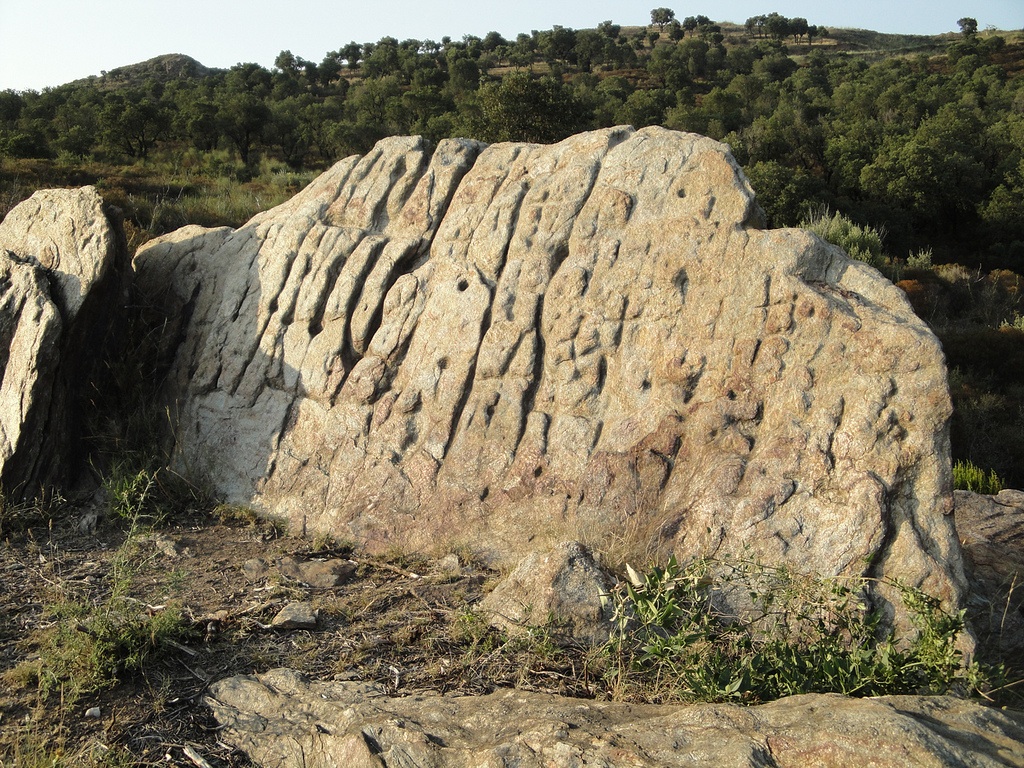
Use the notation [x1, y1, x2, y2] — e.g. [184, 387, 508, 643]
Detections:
[0, 187, 125, 498]
[135, 126, 965, 619]
[240, 555, 356, 587]
[206, 668, 1024, 768]
[955, 489, 1024, 659]
[480, 541, 614, 645]
[270, 602, 318, 630]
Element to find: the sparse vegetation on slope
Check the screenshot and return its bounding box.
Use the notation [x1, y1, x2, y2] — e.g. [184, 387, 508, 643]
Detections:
[1, 507, 1018, 765]
[603, 556, 998, 704]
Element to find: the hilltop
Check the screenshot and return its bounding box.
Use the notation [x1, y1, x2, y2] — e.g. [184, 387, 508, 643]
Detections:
[86, 54, 220, 89]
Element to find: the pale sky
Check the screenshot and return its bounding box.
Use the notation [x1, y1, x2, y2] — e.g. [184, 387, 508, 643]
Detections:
[1, 0, 1022, 92]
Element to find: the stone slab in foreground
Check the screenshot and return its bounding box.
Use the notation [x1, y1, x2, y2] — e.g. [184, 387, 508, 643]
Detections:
[206, 668, 1024, 768]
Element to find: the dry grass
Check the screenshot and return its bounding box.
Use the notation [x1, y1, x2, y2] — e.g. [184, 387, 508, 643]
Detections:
[0, 507, 600, 766]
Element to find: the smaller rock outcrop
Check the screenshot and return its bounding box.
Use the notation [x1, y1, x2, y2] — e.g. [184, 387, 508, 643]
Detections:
[955, 489, 1024, 659]
[242, 555, 356, 588]
[480, 541, 613, 645]
[0, 187, 126, 499]
[206, 668, 1024, 768]
[270, 602, 318, 630]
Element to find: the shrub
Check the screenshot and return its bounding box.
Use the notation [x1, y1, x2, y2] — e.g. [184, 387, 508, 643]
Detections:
[105, 462, 159, 524]
[907, 247, 934, 269]
[34, 599, 192, 702]
[1001, 312, 1024, 332]
[953, 459, 1005, 494]
[801, 208, 886, 269]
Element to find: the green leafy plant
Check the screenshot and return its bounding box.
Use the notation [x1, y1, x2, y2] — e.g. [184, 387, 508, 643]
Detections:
[602, 557, 996, 704]
[801, 208, 887, 269]
[105, 462, 159, 524]
[953, 459, 1005, 494]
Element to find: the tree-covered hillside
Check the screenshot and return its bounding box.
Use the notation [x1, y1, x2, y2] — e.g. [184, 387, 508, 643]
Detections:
[3, 16, 1022, 264]
[1, 12, 1023, 485]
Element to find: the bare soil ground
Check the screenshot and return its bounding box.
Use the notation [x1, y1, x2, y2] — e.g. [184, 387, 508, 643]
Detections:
[0, 507, 598, 766]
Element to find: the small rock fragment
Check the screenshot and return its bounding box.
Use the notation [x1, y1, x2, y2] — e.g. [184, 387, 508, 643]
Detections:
[78, 510, 99, 534]
[241, 558, 272, 582]
[271, 602, 318, 630]
[278, 556, 356, 588]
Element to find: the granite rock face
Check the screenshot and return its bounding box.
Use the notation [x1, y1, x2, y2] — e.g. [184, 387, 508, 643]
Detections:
[135, 126, 966, 616]
[0, 187, 125, 498]
[206, 668, 1024, 768]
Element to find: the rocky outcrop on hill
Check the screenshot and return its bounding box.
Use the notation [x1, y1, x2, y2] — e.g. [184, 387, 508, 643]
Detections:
[94, 54, 214, 88]
[0, 187, 125, 499]
[206, 668, 1024, 768]
[134, 126, 966, 621]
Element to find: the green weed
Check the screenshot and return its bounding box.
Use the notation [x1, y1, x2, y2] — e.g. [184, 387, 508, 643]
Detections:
[1001, 312, 1024, 332]
[104, 462, 159, 525]
[32, 599, 192, 703]
[602, 556, 999, 704]
[8, 480, 197, 705]
[907, 247, 934, 270]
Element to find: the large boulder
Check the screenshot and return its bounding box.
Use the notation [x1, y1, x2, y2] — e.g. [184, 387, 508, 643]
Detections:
[205, 668, 1024, 768]
[135, 127, 966, 618]
[0, 187, 126, 499]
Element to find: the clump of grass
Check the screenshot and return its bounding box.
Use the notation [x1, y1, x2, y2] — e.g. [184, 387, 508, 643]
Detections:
[1001, 312, 1024, 332]
[14, 526, 195, 704]
[953, 459, 1005, 494]
[6, 460, 200, 706]
[601, 556, 998, 704]
[0, 488, 65, 537]
[31, 598, 193, 703]
[214, 502, 288, 538]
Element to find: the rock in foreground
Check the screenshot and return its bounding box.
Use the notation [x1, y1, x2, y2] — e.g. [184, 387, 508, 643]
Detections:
[206, 668, 1024, 768]
[136, 126, 965, 615]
